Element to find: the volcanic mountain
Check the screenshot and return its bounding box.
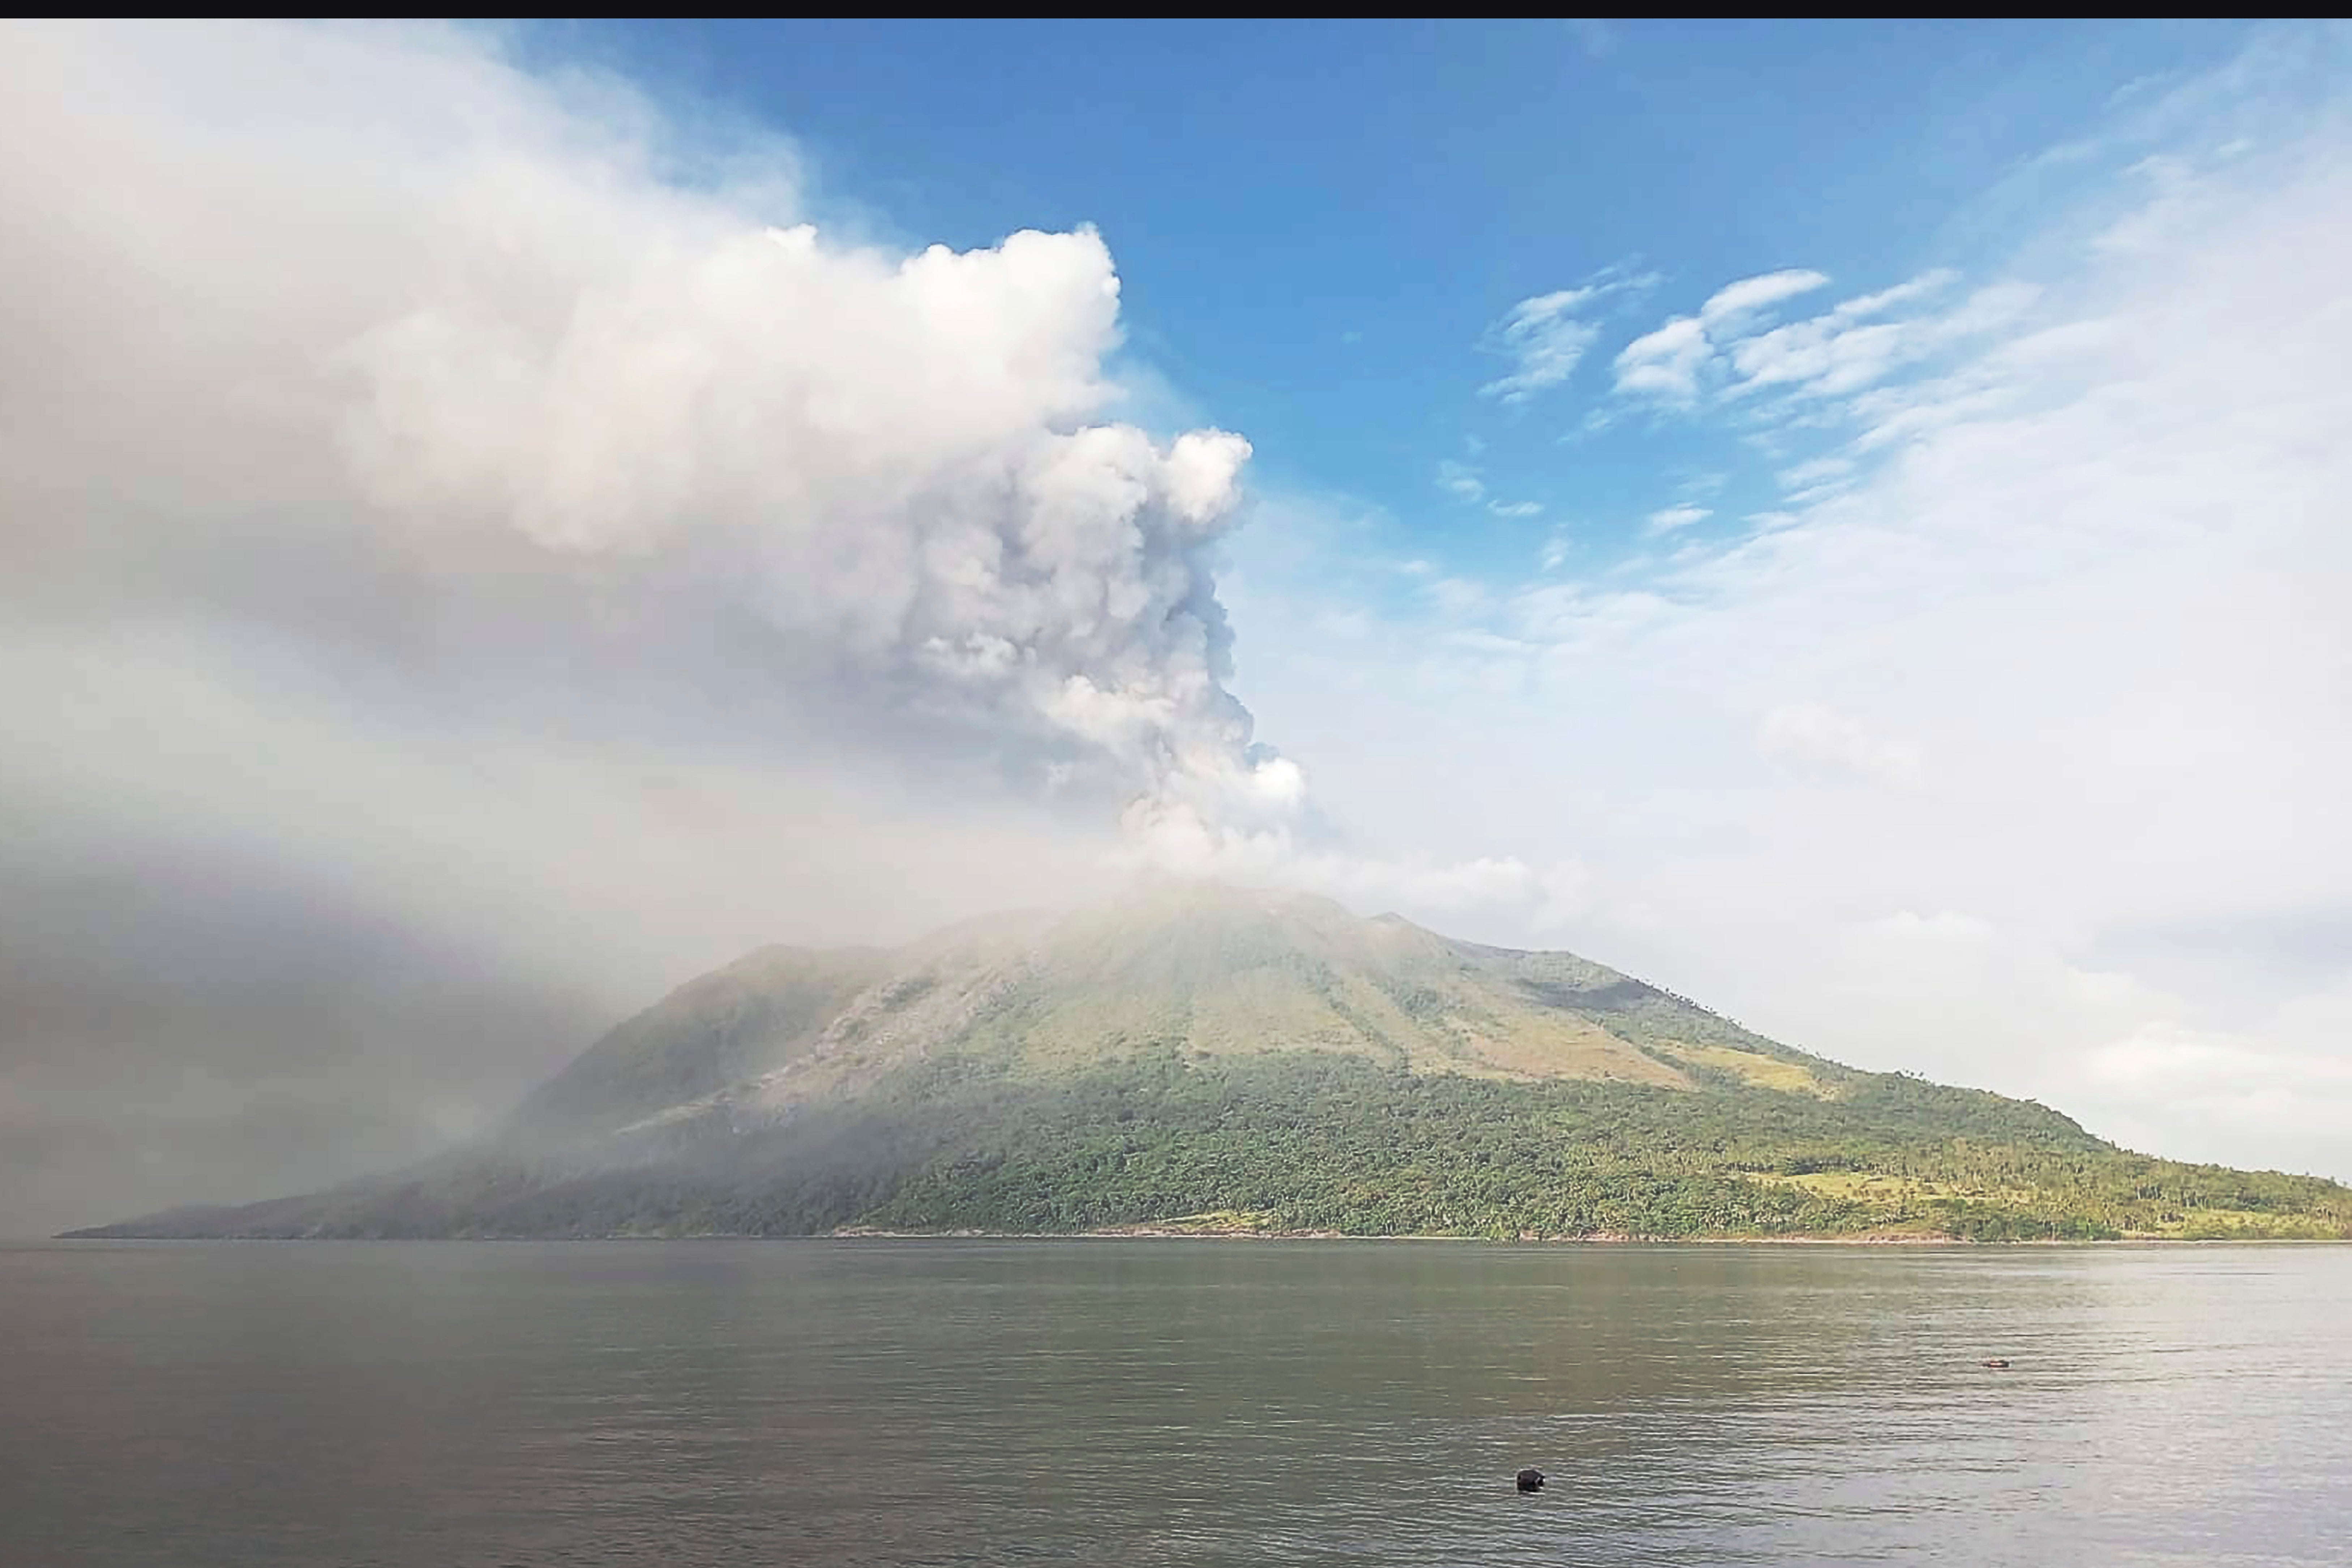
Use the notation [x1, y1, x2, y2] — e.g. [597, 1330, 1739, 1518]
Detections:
[68, 883, 2352, 1242]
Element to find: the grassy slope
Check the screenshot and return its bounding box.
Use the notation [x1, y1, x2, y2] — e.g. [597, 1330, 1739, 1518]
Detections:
[513, 944, 897, 1135]
[898, 885, 1696, 1088]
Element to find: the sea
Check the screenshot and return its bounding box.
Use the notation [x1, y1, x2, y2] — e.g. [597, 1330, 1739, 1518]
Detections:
[3, 1238, 2345, 1566]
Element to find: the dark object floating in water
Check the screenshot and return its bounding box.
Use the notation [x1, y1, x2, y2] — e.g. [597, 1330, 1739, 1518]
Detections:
[1982, 1358, 2012, 1370]
[1516, 1468, 1546, 1492]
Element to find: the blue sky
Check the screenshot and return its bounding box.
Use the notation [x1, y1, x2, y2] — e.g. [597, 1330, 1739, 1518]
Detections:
[554, 18, 2255, 588]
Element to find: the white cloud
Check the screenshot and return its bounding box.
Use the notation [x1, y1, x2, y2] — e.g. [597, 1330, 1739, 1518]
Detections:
[1756, 701, 1925, 787]
[1610, 270, 1831, 404]
[1436, 459, 1486, 502]
[1725, 281, 2040, 400]
[1439, 458, 1542, 522]
[1775, 455, 1854, 490]
[1610, 266, 2010, 417]
[1479, 270, 1650, 403]
[1568, 407, 1616, 441]
[2085, 1023, 2352, 1110]
[1426, 577, 1490, 616]
[1845, 364, 2023, 452]
[1612, 316, 1711, 403]
[1480, 290, 1603, 403]
[1700, 267, 1831, 326]
[1114, 802, 1598, 930]
[1830, 268, 1959, 322]
[2075, 1023, 2352, 1175]
[1642, 504, 1712, 534]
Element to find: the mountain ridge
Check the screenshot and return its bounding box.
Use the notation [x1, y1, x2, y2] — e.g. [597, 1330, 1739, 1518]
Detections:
[65, 883, 2352, 1243]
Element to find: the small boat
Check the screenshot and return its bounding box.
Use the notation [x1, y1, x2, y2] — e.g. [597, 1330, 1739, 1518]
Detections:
[1981, 1358, 2011, 1370]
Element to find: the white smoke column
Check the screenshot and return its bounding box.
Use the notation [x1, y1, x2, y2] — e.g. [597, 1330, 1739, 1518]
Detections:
[2, 21, 1315, 847]
[342, 216, 1274, 814]
[3, 19, 1588, 937]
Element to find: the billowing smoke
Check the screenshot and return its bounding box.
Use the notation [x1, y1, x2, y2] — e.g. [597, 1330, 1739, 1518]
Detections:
[340, 212, 1293, 827]
[2, 20, 1320, 858]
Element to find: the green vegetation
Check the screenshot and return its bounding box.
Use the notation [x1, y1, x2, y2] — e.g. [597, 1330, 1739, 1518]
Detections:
[847, 1051, 2351, 1241]
[76, 1049, 2352, 1242]
[1649, 1042, 1832, 1096]
[63, 883, 2352, 1243]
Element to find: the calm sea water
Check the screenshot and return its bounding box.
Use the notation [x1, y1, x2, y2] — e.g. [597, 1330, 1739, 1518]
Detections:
[2, 1240, 2345, 1567]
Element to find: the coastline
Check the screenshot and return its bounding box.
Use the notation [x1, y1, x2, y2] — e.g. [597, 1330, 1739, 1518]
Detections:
[49, 1226, 2352, 1244]
[823, 1225, 2342, 1246]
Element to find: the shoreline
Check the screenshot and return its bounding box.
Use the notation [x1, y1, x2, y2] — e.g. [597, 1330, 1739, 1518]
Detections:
[45, 1228, 2352, 1245]
[827, 1230, 1957, 1244]
[824, 1226, 2345, 1246]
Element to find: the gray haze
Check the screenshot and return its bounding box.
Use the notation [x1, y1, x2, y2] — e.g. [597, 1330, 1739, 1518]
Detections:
[0, 21, 1282, 1233]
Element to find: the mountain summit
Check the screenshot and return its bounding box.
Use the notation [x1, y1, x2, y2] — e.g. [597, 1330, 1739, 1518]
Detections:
[68, 884, 2352, 1242]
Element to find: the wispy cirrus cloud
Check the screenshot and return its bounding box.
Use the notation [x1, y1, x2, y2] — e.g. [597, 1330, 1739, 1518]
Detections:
[1725, 280, 2039, 400]
[1827, 268, 1959, 322]
[1610, 265, 2006, 412]
[1608, 268, 1830, 404]
[1435, 458, 1486, 502]
[1698, 267, 1830, 328]
[1439, 453, 1541, 520]
[1603, 263, 2041, 548]
[1642, 503, 1711, 535]
[1479, 268, 1653, 404]
[1776, 455, 1853, 490]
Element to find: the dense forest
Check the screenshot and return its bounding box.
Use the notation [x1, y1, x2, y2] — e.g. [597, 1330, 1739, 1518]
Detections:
[78, 1049, 2352, 1242]
[855, 1051, 2352, 1242]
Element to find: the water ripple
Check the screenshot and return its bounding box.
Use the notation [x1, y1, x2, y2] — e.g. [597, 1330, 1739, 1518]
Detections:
[2, 1241, 2347, 1567]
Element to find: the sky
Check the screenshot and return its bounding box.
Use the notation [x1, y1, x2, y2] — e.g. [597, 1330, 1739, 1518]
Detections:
[3, 20, 2349, 1233]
